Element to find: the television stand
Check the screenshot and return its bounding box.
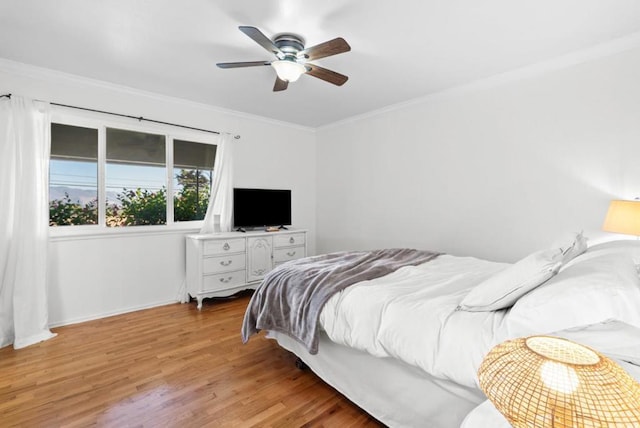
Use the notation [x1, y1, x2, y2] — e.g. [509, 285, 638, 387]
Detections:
[235, 227, 246, 233]
[185, 229, 307, 310]
[278, 225, 289, 230]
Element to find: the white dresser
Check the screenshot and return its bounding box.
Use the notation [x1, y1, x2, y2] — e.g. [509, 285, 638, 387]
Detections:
[185, 229, 307, 309]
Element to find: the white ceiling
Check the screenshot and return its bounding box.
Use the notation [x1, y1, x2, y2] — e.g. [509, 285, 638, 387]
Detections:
[1, 0, 640, 128]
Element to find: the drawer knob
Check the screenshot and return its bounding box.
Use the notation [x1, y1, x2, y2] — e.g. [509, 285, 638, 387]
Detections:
[289, 237, 295, 244]
[220, 260, 232, 266]
[223, 243, 230, 251]
[219, 276, 233, 283]
[287, 251, 296, 257]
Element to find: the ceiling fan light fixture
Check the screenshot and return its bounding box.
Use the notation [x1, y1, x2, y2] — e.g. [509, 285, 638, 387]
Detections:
[217, 27, 350, 91]
[271, 60, 306, 82]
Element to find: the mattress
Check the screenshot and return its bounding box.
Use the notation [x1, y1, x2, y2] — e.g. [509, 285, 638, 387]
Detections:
[270, 330, 485, 428]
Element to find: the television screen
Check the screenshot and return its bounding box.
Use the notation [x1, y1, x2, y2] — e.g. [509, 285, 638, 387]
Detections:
[233, 188, 292, 229]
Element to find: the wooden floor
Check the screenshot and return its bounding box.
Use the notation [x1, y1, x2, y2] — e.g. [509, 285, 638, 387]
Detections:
[0, 292, 382, 427]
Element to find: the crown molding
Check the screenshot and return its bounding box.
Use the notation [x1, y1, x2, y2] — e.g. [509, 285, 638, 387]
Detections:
[0, 58, 315, 134]
[318, 31, 640, 132]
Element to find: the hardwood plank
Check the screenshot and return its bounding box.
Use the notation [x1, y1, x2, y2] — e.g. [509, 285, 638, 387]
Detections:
[0, 293, 383, 427]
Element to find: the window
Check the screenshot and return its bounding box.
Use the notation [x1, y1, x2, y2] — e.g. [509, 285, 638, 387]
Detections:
[173, 139, 216, 222]
[49, 120, 217, 229]
[106, 128, 167, 226]
[49, 123, 99, 226]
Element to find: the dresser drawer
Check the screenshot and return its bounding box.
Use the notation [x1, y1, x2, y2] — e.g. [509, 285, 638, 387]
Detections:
[274, 233, 306, 248]
[203, 253, 246, 274]
[202, 270, 247, 292]
[203, 238, 246, 255]
[273, 246, 305, 264]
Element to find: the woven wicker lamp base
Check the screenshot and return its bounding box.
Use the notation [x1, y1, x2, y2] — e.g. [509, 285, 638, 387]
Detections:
[478, 336, 640, 427]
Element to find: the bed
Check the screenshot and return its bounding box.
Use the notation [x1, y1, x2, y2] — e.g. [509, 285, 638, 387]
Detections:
[242, 237, 640, 427]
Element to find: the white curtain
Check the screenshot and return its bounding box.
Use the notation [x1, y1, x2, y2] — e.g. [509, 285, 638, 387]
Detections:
[200, 132, 234, 234]
[0, 95, 56, 349]
[178, 132, 234, 303]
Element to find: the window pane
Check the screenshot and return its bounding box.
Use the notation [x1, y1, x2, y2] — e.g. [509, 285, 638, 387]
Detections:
[49, 124, 98, 226]
[106, 128, 166, 227]
[173, 140, 216, 222]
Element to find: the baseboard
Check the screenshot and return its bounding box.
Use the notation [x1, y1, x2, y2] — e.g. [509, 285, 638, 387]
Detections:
[48, 299, 180, 328]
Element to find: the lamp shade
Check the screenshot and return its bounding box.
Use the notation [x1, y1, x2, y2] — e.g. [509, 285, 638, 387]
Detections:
[478, 336, 640, 428]
[271, 60, 306, 82]
[603, 199, 640, 236]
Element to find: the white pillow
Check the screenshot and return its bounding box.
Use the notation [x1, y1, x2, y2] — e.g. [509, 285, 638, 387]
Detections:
[553, 320, 640, 366]
[459, 248, 563, 312]
[506, 251, 640, 337]
[560, 231, 588, 265]
[582, 239, 640, 267]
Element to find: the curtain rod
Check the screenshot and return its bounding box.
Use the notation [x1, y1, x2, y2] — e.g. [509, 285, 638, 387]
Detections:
[0, 93, 240, 139]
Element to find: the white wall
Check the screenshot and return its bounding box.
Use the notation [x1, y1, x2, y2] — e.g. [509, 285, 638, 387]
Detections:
[316, 46, 640, 262]
[0, 60, 317, 326]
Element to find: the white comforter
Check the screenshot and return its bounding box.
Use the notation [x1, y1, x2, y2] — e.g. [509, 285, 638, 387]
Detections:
[318, 243, 640, 389]
[319, 254, 510, 388]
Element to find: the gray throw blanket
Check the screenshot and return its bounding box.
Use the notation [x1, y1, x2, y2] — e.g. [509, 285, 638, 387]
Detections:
[241, 248, 441, 354]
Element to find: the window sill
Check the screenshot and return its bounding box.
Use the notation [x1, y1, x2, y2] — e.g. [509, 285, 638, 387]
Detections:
[49, 222, 206, 242]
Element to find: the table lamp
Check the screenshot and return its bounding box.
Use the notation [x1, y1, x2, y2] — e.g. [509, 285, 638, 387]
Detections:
[478, 336, 640, 427]
[603, 199, 640, 237]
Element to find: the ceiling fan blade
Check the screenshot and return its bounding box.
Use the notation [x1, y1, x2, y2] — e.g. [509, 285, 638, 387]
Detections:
[305, 64, 349, 86]
[216, 61, 271, 69]
[300, 37, 351, 61]
[239, 26, 283, 57]
[273, 77, 289, 92]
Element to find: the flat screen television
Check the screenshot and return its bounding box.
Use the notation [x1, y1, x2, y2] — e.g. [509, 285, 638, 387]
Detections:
[233, 188, 292, 230]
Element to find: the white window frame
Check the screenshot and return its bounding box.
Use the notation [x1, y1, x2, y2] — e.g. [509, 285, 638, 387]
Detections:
[49, 107, 217, 239]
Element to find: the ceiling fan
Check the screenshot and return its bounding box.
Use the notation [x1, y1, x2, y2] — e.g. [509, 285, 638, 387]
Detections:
[216, 26, 351, 92]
